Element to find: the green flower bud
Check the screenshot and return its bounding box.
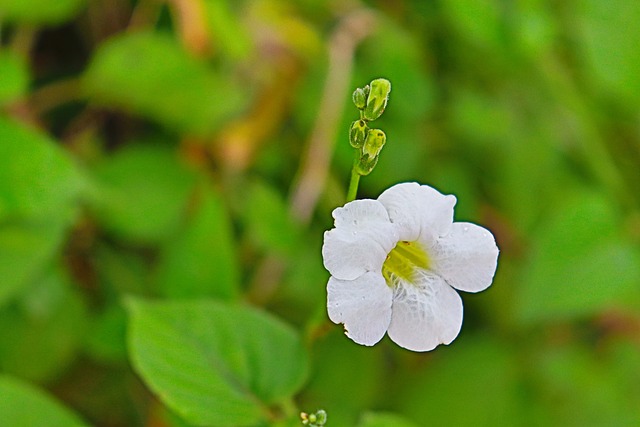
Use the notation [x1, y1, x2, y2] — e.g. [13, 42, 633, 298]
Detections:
[356, 153, 379, 176]
[315, 410, 327, 424]
[363, 84, 370, 98]
[362, 128, 386, 158]
[349, 119, 368, 148]
[301, 409, 327, 427]
[363, 78, 391, 121]
[352, 87, 366, 110]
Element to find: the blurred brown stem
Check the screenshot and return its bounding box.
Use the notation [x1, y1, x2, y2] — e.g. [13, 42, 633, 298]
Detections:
[29, 77, 82, 116]
[128, 0, 163, 31]
[167, 0, 211, 57]
[288, 9, 377, 225]
[246, 10, 377, 308]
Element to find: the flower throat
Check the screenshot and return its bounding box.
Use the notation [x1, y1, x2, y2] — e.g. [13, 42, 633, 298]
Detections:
[381, 241, 430, 286]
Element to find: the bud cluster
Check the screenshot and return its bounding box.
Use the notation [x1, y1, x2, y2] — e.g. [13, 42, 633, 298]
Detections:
[300, 409, 327, 426]
[349, 78, 391, 176]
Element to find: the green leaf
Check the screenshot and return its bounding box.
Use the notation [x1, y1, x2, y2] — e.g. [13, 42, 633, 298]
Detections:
[0, 50, 29, 106]
[300, 331, 385, 426]
[517, 191, 640, 323]
[278, 235, 326, 320]
[157, 184, 239, 300]
[532, 342, 640, 425]
[0, 375, 89, 427]
[0, 117, 85, 223]
[243, 181, 301, 257]
[0, 119, 84, 305]
[357, 412, 419, 427]
[84, 303, 128, 364]
[0, 221, 66, 307]
[513, 0, 558, 57]
[91, 143, 195, 243]
[0, 0, 86, 24]
[84, 31, 247, 135]
[443, 0, 503, 49]
[126, 298, 309, 427]
[0, 267, 87, 382]
[396, 336, 520, 426]
[204, 0, 253, 60]
[94, 244, 149, 296]
[576, 0, 640, 105]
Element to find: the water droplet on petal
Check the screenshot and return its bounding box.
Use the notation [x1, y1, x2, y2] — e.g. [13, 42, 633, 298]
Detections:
[463, 226, 469, 232]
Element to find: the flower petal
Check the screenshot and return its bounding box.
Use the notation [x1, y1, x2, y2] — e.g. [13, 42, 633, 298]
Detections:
[331, 198, 390, 228]
[378, 182, 456, 242]
[327, 272, 393, 346]
[387, 270, 463, 351]
[431, 222, 499, 293]
[322, 199, 398, 281]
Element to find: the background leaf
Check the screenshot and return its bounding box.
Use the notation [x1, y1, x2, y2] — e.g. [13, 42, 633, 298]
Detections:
[0, 375, 88, 427]
[0, 221, 66, 307]
[395, 336, 521, 426]
[84, 31, 248, 135]
[0, 0, 86, 24]
[517, 190, 640, 323]
[0, 117, 84, 223]
[91, 143, 195, 243]
[156, 183, 239, 300]
[126, 298, 309, 427]
[576, 0, 640, 105]
[0, 266, 87, 382]
[357, 412, 419, 427]
[0, 50, 28, 106]
[0, 118, 84, 306]
[242, 181, 301, 257]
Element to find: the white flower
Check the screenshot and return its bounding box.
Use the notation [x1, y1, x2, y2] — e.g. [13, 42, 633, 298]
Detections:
[322, 182, 499, 351]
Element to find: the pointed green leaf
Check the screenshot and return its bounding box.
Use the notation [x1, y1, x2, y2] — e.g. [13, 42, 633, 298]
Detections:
[0, 0, 86, 24]
[0, 267, 87, 382]
[0, 375, 89, 426]
[532, 342, 640, 425]
[84, 31, 247, 135]
[126, 298, 309, 427]
[243, 181, 301, 257]
[397, 337, 520, 426]
[358, 412, 419, 427]
[0, 119, 84, 305]
[577, 0, 640, 105]
[157, 185, 239, 300]
[0, 50, 29, 106]
[0, 221, 66, 307]
[517, 191, 640, 323]
[91, 143, 195, 243]
[0, 117, 85, 223]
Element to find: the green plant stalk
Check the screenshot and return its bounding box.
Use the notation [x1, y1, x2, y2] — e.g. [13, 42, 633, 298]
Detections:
[346, 152, 361, 202]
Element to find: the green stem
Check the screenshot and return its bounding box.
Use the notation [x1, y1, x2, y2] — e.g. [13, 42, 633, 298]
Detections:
[346, 152, 361, 202]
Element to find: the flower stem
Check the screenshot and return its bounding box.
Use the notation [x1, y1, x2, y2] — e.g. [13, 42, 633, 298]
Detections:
[346, 153, 361, 202]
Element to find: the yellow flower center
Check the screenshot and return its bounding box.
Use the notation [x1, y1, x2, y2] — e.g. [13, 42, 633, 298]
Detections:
[381, 240, 430, 287]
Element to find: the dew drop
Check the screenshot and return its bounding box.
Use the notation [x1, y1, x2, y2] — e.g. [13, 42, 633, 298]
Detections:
[463, 226, 469, 232]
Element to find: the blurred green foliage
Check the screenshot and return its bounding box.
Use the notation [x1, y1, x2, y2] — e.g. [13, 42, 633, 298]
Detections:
[1, 0, 639, 426]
